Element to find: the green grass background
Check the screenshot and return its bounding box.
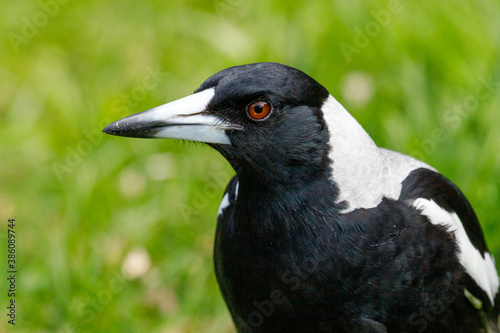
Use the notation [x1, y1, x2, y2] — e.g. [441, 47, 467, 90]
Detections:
[1, 0, 500, 332]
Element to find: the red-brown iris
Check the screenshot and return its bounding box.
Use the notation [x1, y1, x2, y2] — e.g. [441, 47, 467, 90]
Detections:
[247, 101, 271, 120]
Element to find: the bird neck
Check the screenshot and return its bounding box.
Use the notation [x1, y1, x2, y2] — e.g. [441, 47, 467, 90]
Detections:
[231, 172, 344, 239]
[321, 95, 390, 213]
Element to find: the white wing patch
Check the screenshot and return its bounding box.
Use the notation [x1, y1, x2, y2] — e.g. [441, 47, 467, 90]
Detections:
[320, 96, 434, 213]
[412, 198, 499, 305]
[217, 192, 230, 217]
[217, 180, 239, 217]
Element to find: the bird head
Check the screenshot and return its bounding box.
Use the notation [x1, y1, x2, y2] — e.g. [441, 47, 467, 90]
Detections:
[103, 63, 334, 187]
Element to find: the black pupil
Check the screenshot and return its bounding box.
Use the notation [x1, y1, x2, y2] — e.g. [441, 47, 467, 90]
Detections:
[254, 104, 263, 113]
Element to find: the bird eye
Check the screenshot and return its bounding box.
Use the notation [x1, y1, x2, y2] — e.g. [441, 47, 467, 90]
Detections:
[247, 101, 272, 121]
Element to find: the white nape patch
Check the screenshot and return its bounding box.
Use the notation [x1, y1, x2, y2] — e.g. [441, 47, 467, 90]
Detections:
[378, 148, 436, 180]
[320, 96, 434, 213]
[412, 198, 499, 305]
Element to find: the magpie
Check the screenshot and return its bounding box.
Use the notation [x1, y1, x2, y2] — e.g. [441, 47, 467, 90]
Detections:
[103, 62, 499, 332]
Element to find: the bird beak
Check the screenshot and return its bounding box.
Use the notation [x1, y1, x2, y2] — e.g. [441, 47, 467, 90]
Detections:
[102, 88, 241, 145]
